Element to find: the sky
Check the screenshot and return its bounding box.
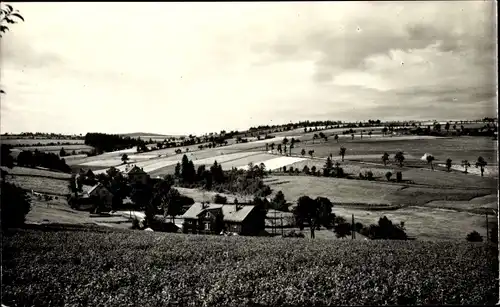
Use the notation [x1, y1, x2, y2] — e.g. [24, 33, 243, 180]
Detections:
[0, 2, 497, 135]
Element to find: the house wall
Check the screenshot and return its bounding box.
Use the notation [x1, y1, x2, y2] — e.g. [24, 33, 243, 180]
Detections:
[130, 174, 149, 185]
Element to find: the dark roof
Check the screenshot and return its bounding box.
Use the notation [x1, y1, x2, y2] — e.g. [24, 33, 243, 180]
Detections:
[181, 203, 256, 223]
[125, 165, 146, 175]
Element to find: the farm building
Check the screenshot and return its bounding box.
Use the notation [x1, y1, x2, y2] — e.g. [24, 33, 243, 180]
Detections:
[181, 203, 265, 236]
[77, 183, 114, 211]
[123, 165, 149, 185]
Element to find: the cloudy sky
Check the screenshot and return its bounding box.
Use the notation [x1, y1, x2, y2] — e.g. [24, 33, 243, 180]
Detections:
[0, 2, 496, 135]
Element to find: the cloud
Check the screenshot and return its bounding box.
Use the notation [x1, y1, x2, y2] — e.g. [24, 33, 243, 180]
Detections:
[0, 1, 496, 135]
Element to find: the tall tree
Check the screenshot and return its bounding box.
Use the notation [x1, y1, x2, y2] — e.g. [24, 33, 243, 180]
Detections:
[339, 147, 346, 162]
[323, 156, 333, 177]
[475, 156, 487, 177]
[334, 134, 339, 143]
[301, 148, 306, 157]
[381, 152, 390, 166]
[394, 151, 405, 167]
[445, 158, 452, 172]
[121, 153, 129, 164]
[426, 154, 435, 170]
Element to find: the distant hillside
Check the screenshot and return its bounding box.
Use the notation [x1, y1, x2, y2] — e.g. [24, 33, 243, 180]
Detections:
[120, 132, 185, 138]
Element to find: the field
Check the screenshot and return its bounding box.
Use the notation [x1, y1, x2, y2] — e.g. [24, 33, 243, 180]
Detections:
[2, 228, 498, 306]
[2, 167, 71, 196]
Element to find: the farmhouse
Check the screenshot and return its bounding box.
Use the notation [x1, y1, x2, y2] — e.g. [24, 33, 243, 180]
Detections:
[181, 203, 265, 236]
[123, 165, 149, 185]
[78, 183, 114, 211]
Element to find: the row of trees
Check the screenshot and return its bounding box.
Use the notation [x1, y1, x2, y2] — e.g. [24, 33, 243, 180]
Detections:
[16, 149, 71, 173]
[84, 133, 147, 154]
[173, 155, 272, 197]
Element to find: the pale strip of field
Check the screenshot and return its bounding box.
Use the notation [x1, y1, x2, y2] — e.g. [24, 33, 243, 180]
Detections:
[80, 159, 124, 167]
[437, 163, 498, 177]
[126, 154, 159, 159]
[100, 147, 138, 156]
[217, 153, 277, 170]
[238, 156, 308, 171]
[191, 151, 261, 165]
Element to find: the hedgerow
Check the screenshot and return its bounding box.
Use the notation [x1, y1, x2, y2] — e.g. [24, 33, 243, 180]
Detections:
[2, 228, 498, 306]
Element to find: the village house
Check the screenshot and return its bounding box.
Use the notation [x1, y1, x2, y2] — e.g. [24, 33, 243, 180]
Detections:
[181, 203, 265, 236]
[77, 183, 114, 212]
[123, 165, 149, 185]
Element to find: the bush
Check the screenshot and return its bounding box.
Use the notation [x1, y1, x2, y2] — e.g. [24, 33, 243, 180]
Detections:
[334, 223, 352, 238]
[131, 218, 142, 230]
[385, 171, 392, 181]
[1, 182, 31, 230]
[365, 171, 374, 180]
[466, 231, 483, 242]
[361, 216, 408, 240]
[213, 194, 227, 204]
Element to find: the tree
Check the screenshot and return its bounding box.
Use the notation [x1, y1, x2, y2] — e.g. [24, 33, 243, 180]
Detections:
[271, 191, 287, 211]
[382, 127, 388, 136]
[1, 181, 31, 230]
[445, 158, 452, 172]
[339, 147, 346, 162]
[315, 197, 333, 229]
[302, 165, 310, 175]
[394, 151, 405, 167]
[121, 153, 129, 164]
[381, 152, 389, 166]
[334, 134, 339, 143]
[466, 230, 483, 242]
[334, 222, 352, 238]
[308, 150, 314, 159]
[213, 194, 227, 204]
[0, 144, 14, 168]
[294, 196, 319, 238]
[351, 133, 354, 140]
[312, 134, 318, 144]
[475, 156, 487, 177]
[445, 122, 450, 133]
[0, 4, 24, 39]
[368, 131, 372, 138]
[323, 156, 333, 177]
[426, 154, 435, 170]
[277, 144, 282, 155]
[461, 160, 471, 174]
[59, 147, 66, 157]
[385, 171, 392, 181]
[301, 148, 306, 157]
[270, 143, 275, 152]
[174, 162, 181, 177]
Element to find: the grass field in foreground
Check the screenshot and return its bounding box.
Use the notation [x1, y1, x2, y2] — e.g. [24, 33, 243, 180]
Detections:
[1, 228, 497, 306]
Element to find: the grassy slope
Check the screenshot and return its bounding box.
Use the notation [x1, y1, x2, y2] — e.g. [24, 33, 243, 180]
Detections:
[1, 228, 498, 306]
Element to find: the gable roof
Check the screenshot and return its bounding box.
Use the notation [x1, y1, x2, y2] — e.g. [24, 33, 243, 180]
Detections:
[125, 165, 146, 175]
[181, 203, 256, 223]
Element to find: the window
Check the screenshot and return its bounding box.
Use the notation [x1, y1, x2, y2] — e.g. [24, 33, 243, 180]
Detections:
[205, 223, 211, 230]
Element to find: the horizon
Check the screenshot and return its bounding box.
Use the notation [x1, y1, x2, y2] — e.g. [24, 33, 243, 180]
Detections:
[0, 117, 494, 137]
[1, 2, 497, 136]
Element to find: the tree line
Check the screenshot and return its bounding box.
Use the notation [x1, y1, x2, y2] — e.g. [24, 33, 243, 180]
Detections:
[173, 155, 272, 197]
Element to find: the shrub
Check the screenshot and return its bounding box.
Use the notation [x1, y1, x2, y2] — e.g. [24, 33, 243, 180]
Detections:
[131, 218, 142, 230]
[1, 181, 31, 230]
[334, 222, 352, 238]
[385, 171, 392, 181]
[365, 171, 374, 180]
[466, 231, 483, 242]
[361, 216, 408, 240]
[355, 222, 364, 232]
